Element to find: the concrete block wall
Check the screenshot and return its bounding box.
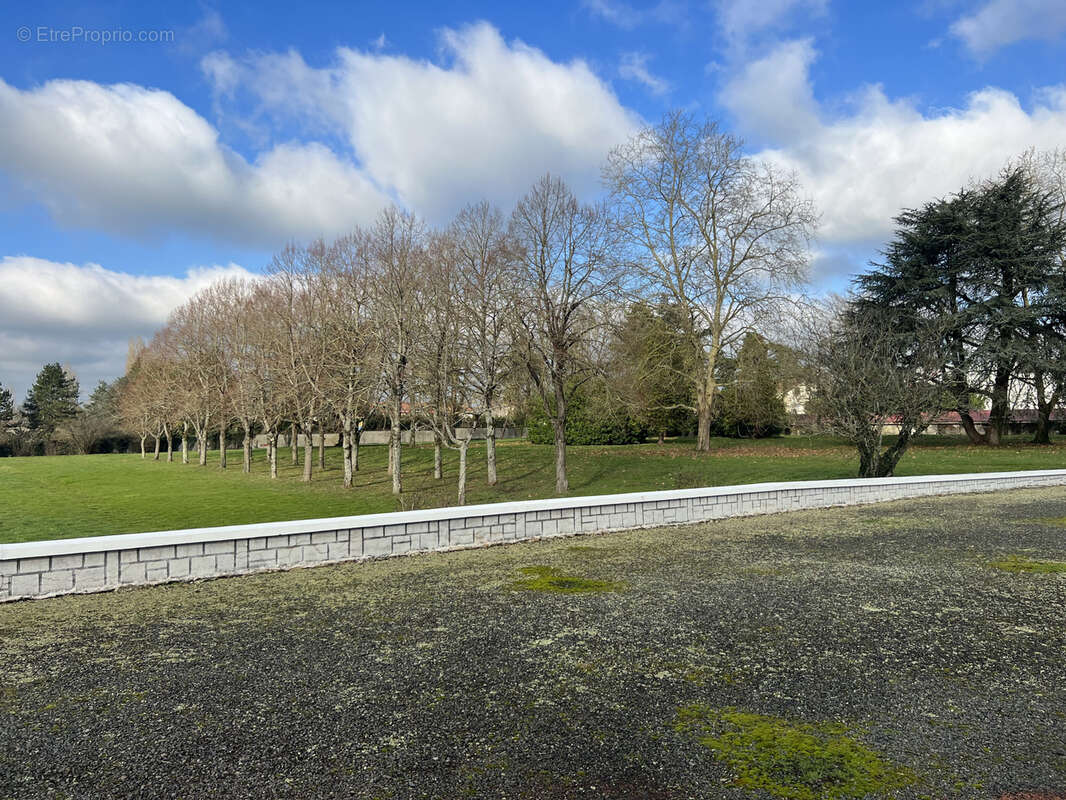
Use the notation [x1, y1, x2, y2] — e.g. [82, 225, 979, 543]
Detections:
[3, 469, 1065, 602]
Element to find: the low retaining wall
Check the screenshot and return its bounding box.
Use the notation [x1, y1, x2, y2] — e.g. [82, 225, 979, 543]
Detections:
[4, 469, 1066, 602]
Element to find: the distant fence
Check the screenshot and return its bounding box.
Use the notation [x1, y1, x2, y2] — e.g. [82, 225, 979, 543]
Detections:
[3, 469, 1066, 603]
[253, 427, 526, 449]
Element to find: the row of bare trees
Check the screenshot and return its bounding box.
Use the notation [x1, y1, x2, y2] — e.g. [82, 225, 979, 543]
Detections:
[119, 111, 819, 498]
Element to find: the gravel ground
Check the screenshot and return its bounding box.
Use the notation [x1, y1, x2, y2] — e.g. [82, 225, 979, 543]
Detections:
[2, 488, 1066, 800]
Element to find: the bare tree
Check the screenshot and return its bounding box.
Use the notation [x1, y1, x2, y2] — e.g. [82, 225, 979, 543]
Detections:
[417, 231, 476, 503]
[166, 296, 219, 466]
[451, 201, 517, 486]
[510, 174, 618, 493]
[323, 230, 380, 488]
[604, 111, 816, 451]
[270, 242, 332, 482]
[807, 303, 944, 478]
[245, 280, 292, 479]
[369, 207, 427, 496]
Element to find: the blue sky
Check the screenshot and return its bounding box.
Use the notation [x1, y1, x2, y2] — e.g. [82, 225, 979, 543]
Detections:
[2, 0, 1066, 398]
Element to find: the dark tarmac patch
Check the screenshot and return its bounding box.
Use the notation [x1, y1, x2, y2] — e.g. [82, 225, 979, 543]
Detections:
[3, 487, 1066, 799]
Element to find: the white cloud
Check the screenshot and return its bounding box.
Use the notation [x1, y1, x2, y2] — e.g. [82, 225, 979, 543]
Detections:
[581, 0, 686, 29]
[721, 39, 819, 140]
[722, 39, 1066, 246]
[618, 51, 671, 95]
[206, 22, 641, 220]
[0, 256, 255, 401]
[0, 23, 638, 245]
[714, 0, 828, 46]
[0, 78, 389, 247]
[950, 0, 1066, 56]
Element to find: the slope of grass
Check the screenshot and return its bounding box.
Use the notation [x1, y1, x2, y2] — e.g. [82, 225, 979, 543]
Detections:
[0, 434, 1064, 543]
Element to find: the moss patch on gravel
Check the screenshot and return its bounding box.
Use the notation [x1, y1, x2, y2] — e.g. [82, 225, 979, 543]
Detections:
[989, 555, 1066, 574]
[674, 705, 913, 799]
[510, 566, 625, 594]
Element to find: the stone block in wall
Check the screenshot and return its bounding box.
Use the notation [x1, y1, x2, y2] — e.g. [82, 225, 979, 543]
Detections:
[139, 545, 176, 562]
[84, 552, 106, 568]
[10, 573, 41, 597]
[364, 536, 392, 556]
[119, 561, 148, 584]
[328, 541, 350, 560]
[51, 554, 84, 570]
[18, 557, 50, 573]
[188, 555, 216, 578]
[145, 562, 169, 582]
[73, 565, 106, 590]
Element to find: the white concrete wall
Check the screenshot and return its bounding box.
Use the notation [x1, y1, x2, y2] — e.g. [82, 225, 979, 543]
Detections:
[3, 469, 1065, 602]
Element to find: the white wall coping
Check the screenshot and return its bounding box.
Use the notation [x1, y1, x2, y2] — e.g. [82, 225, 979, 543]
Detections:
[4, 469, 1065, 561]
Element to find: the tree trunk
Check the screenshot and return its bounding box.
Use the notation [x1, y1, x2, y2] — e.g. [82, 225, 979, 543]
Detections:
[152, 435, 161, 461]
[140, 435, 147, 459]
[458, 439, 469, 504]
[390, 399, 402, 495]
[219, 429, 227, 469]
[1033, 375, 1057, 445]
[552, 384, 568, 493]
[342, 417, 354, 489]
[164, 423, 173, 463]
[291, 423, 299, 465]
[302, 423, 314, 482]
[658, 430, 666, 445]
[957, 409, 988, 445]
[434, 433, 443, 480]
[485, 408, 497, 486]
[269, 431, 279, 479]
[181, 422, 189, 464]
[242, 421, 252, 473]
[986, 366, 1011, 446]
[353, 424, 360, 472]
[695, 348, 719, 452]
[318, 421, 325, 470]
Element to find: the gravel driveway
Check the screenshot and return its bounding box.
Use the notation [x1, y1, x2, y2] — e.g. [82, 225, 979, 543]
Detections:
[2, 488, 1065, 799]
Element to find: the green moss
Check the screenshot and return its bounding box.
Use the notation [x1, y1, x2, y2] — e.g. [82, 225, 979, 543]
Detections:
[989, 555, 1066, 574]
[510, 566, 625, 594]
[674, 706, 913, 799]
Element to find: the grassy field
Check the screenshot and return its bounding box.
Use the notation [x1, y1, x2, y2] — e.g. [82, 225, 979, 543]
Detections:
[1, 435, 1065, 543]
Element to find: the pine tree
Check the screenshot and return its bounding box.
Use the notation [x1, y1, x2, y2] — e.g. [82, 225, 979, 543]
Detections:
[0, 382, 13, 425]
[22, 363, 80, 434]
[853, 166, 1066, 444]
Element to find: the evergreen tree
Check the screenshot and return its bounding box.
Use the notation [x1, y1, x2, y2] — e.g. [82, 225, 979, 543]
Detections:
[22, 363, 80, 434]
[611, 302, 696, 443]
[716, 333, 788, 438]
[0, 382, 13, 425]
[854, 166, 1066, 444]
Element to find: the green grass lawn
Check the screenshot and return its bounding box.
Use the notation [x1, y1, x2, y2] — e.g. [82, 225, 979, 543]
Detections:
[1, 435, 1064, 543]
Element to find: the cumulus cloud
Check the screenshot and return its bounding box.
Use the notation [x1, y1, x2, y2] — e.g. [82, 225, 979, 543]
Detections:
[204, 22, 641, 220]
[618, 51, 671, 95]
[0, 256, 254, 401]
[0, 79, 389, 247]
[0, 23, 639, 248]
[950, 0, 1066, 56]
[722, 39, 1066, 248]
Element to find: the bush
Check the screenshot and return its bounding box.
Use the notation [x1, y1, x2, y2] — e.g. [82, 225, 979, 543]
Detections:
[527, 395, 648, 446]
